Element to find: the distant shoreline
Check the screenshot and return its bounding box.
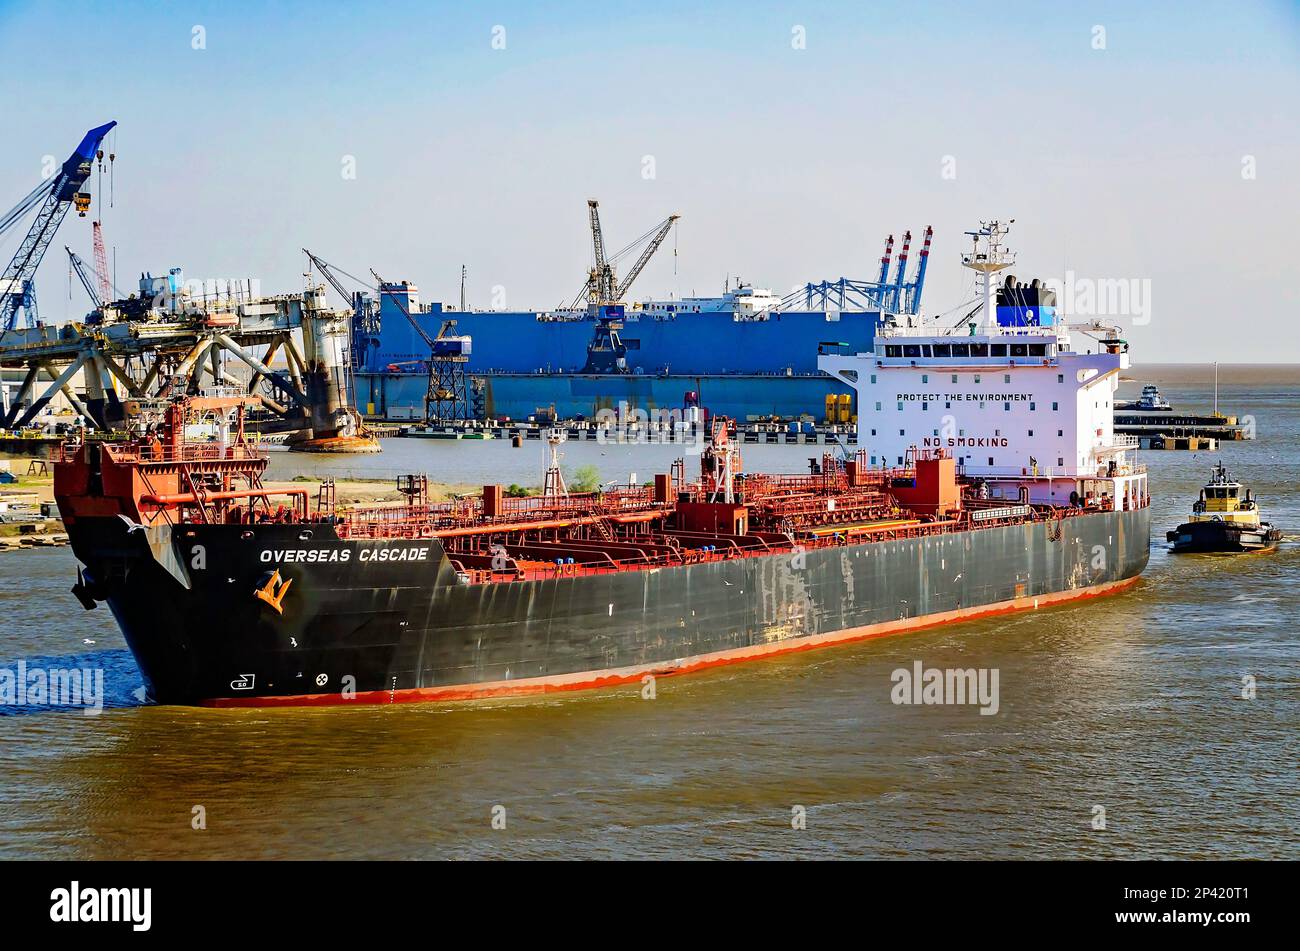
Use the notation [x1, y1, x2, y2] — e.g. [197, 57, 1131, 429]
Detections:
[1121, 363, 1299, 386]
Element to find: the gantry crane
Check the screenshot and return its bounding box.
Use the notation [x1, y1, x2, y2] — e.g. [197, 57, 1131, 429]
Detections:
[370, 269, 472, 423]
[0, 121, 117, 331]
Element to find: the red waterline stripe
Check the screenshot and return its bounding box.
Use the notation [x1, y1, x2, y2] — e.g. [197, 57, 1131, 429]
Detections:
[204, 576, 1142, 709]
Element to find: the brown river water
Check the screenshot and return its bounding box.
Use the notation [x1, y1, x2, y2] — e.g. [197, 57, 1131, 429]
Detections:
[1, 366, 1296, 859]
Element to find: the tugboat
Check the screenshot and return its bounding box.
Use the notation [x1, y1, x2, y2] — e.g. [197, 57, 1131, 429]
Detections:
[1167, 463, 1282, 553]
[1135, 384, 1172, 411]
[1117, 383, 1173, 411]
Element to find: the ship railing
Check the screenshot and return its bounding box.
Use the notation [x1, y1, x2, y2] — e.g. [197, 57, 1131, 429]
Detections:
[339, 490, 667, 539]
[875, 323, 1061, 340]
[499, 487, 658, 515]
[1090, 462, 1147, 478]
[1095, 434, 1140, 455]
[964, 497, 1028, 510]
[341, 503, 456, 537]
[55, 439, 267, 465]
[120, 443, 267, 464]
[743, 469, 906, 499]
[457, 501, 1115, 586]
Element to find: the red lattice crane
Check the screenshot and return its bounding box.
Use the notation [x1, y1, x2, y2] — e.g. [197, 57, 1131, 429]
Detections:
[92, 220, 111, 303]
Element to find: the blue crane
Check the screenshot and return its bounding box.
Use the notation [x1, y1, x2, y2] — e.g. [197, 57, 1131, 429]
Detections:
[0, 120, 117, 331]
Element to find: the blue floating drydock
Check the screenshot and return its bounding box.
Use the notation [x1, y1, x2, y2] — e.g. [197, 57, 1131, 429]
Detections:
[352, 226, 931, 421]
[354, 300, 880, 421]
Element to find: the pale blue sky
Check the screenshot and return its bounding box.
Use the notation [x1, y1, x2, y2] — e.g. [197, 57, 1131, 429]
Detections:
[1, 0, 1297, 360]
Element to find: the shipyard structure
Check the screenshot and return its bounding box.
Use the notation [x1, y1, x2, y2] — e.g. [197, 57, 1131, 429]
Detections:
[0, 121, 375, 452]
[350, 205, 934, 423]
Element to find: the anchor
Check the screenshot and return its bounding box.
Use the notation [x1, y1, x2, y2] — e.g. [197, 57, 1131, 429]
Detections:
[254, 570, 293, 615]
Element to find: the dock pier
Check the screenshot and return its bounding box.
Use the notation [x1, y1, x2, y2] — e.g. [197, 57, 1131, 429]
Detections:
[389, 419, 862, 446]
[1113, 410, 1250, 451]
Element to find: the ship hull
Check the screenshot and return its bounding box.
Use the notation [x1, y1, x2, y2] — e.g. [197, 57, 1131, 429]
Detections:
[354, 369, 854, 424]
[66, 507, 1151, 707]
[1166, 520, 1281, 554]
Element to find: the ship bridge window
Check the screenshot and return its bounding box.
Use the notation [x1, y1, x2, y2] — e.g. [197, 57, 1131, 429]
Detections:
[991, 344, 1007, 356]
[951, 344, 970, 357]
[1029, 343, 1047, 357]
[885, 345, 903, 357]
[1011, 343, 1028, 357]
[903, 344, 922, 358]
[933, 344, 951, 357]
[970, 343, 989, 357]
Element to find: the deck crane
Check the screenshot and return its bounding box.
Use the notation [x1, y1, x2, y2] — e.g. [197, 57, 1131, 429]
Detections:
[0, 121, 117, 331]
[370, 269, 472, 423]
[303, 249, 380, 371]
[91, 220, 112, 304]
[575, 200, 679, 308]
[587, 200, 613, 304]
[65, 247, 104, 310]
[614, 213, 679, 301]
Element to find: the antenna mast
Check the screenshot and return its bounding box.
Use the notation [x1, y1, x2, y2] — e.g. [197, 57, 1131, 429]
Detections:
[961, 220, 1016, 328]
[543, 428, 568, 499]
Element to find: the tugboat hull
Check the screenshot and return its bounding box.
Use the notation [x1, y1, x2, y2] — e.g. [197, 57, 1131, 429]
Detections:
[1166, 520, 1281, 554]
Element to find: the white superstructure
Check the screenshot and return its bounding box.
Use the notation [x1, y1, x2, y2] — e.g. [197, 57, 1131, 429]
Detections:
[633, 285, 782, 318]
[819, 220, 1147, 511]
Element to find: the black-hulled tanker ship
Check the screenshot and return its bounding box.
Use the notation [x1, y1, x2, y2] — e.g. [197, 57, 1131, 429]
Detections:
[53, 221, 1152, 707]
[55, 402, 1149, 707]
